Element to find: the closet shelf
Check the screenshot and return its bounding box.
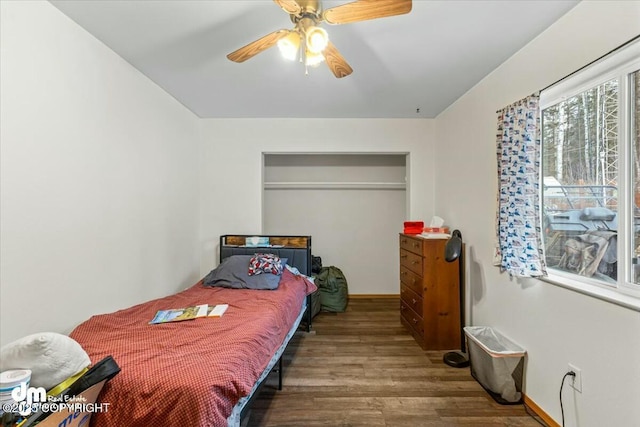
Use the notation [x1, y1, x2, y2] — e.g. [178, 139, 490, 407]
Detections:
[264, 181, 406, 190]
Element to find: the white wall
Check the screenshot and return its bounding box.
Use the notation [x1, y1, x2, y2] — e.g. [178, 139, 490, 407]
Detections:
[265, 189, 406, 294]
[199, 119, 434, 279]
[0, 1, 201, 346]
[434, 2, 640, 426]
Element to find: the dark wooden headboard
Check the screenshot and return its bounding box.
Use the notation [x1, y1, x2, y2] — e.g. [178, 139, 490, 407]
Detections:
[219, 235, 312, 276]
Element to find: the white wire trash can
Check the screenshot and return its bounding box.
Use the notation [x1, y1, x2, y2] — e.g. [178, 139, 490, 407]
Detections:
[464, 326, 526, 404]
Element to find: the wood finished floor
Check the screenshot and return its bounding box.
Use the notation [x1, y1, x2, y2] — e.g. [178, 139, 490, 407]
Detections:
[248, 298, 544, 427]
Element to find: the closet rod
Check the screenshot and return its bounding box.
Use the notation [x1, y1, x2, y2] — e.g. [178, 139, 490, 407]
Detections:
[264, 181, 406, 190]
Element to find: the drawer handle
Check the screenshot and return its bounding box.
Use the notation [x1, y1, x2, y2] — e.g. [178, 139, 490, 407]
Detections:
[413, 243, 419, 248]
[412, 318, 418, 324]
[401, 305, 406, 311]
[412, 278, 416, 284]
[411, 260, 418, 264]
[412, 298, 417, 305]
[401, 271, 407, 275]
[401, 239, 407, 244]
[401, 255, 408, 259]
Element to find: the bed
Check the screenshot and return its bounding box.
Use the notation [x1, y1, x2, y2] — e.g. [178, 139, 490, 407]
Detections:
[69, 235, 316, 427]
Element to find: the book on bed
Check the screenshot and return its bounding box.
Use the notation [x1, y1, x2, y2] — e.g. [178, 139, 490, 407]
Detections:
[207, 304, 228, 317]
[149, 304, 208, 324]
[149, 304, 230, 324]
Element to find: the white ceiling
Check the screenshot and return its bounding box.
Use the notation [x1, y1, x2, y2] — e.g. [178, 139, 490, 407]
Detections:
[50, 0, 578, 118]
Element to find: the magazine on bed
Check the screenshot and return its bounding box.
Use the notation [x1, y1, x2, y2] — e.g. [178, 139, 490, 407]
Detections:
[149, 304, 228, 324]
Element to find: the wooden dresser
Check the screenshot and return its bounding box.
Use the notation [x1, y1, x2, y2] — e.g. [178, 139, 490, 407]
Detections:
[399, 233, 461, 350]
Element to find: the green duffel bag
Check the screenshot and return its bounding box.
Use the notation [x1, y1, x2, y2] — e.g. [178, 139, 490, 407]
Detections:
[315, 266, 349, 312]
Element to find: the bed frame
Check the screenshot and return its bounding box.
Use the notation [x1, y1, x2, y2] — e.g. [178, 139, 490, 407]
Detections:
[220, 234, 313, 331]
[219, 234, 313, 427]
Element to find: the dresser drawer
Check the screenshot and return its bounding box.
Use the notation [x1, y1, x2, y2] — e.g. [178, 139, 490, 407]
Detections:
[400, 234, 423, 255]
[400, 249, 423, 275]
[400, 283, 423, 314]
[400, 302, 425, 337]
[400, 265, 423, 295]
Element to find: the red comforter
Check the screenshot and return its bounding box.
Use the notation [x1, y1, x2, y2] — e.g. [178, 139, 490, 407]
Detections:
[70, 270, 316, 427]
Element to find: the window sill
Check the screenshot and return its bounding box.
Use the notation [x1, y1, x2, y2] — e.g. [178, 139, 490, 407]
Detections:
[541, 271, 640, 312]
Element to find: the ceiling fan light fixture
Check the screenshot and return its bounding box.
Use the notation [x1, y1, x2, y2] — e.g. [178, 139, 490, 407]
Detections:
[277, 32, 300, 61]
[305, 26, 328, 54]
[227, 0, 413, 78]
[304, 49, 325, 67]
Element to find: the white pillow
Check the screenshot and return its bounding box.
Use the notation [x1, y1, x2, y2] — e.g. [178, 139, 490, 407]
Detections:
[0, 332, 90, 390]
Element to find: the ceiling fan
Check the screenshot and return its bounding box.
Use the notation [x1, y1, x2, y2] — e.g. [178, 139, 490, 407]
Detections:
[227, 0, 412, 78]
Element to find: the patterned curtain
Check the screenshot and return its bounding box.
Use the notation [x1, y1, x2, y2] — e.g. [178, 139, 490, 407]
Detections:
[495, 94, 547, 277]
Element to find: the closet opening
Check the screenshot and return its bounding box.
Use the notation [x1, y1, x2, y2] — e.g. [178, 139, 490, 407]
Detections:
[262, 153, 408, 295]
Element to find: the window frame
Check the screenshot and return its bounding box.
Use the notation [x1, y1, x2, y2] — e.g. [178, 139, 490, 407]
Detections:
[539, 40, 640, 309]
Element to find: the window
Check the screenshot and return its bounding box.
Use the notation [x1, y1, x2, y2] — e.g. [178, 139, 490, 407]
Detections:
[540, 41, 640, 298]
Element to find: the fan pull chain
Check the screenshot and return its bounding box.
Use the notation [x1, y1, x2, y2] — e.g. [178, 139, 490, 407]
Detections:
[302, 35, 309, 75]
[299, 34, 304, 63]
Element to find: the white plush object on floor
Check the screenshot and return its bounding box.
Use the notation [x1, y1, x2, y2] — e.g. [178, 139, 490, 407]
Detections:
[0, 332, 90, 390]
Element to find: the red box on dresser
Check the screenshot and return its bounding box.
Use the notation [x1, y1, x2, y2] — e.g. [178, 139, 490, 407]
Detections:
[403, 221, 424, 234]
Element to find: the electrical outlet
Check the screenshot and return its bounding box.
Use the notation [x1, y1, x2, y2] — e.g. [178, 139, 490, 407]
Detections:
[568, 363, 582, 393]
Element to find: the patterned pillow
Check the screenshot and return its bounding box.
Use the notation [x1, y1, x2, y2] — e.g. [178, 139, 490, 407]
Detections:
[248, 253, 284, 276]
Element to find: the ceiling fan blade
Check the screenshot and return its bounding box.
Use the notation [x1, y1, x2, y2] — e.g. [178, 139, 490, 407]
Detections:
[273, 0, 302, 15]
[227, 30, 291, 63]
[323, 0, 412, 25]
[324, 41, 353, 78]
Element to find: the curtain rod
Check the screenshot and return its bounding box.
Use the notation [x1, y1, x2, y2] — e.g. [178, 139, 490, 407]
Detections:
[496, 34, 640, 114]
[540, 33, 640, 93]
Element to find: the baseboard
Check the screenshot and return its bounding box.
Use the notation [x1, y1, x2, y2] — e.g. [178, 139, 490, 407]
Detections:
[523, 394, 559, 427]
[348, 294, 399, 299]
